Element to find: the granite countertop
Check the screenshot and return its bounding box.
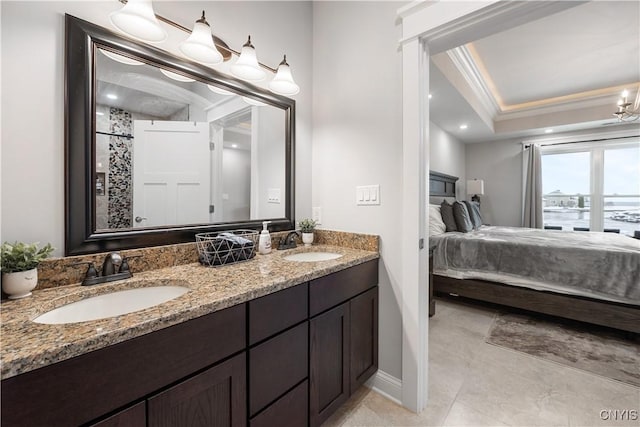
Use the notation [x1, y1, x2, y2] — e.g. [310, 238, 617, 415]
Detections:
[1, 245, 378, 379]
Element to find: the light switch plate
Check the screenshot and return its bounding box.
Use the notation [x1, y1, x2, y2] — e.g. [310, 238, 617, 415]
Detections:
[312, 207, 322, 224]
[267, 188, 281, 204]
[356, 185, 380, 205]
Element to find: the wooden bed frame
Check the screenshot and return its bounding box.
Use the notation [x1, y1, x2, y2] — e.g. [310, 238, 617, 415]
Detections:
[429, 171, 640, 334]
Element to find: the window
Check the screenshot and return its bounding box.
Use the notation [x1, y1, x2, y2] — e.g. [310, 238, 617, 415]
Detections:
[541, 139, 640, 236]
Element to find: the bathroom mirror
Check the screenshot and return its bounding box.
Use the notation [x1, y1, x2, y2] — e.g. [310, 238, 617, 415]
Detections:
[66, 15, 295, 255]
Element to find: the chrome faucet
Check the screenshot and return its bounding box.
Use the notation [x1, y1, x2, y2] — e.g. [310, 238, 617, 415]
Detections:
[278, 231, 301, 250]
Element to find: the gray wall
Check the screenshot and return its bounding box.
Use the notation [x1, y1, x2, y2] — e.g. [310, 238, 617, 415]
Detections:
[429, 122, 466, 200]
[312, 1, 403, 381]
[465, 139, 523, 226]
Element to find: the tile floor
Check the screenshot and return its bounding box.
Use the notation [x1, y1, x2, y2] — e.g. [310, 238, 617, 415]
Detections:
[323, 298, 640, 427]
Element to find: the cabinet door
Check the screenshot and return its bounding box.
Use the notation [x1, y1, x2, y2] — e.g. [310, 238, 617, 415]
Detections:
[148, 353, 246, 427]
[90, 402, 145, 427]
[309, 302, 350, 427]
[350, 286, 378, 394]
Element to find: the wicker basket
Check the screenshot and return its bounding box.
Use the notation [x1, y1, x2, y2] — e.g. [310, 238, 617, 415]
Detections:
[195, 230, 259, 267]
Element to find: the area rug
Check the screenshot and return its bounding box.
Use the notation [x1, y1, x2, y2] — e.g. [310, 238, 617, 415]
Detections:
[486, 312, 640, 387]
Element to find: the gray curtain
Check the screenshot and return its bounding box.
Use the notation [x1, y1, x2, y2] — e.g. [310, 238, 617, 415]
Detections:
[523, 144, 543, 228]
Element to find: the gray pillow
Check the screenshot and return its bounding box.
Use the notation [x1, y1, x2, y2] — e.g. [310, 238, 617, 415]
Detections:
[453, 201, 473, 233]
[464, 201, 483, 229]
[440, 200, 457, 232]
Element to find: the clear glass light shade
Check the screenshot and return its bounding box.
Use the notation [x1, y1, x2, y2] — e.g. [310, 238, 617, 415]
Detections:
[179, 21, 223, 65]
[109, 0, 167, 43]
[230, 39, 266, 82]
[160, 69, 196, 82]
[207, 85, 234, 96]
[268, 59, 299, 96]
[99, 48, 144, 66]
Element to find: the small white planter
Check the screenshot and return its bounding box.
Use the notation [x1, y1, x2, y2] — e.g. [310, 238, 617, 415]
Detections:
[302, 232, 314, 246]
[2, 268, 38, 299]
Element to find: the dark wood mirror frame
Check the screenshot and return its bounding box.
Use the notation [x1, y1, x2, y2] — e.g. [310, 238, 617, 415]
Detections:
[65, 15, 295, 256]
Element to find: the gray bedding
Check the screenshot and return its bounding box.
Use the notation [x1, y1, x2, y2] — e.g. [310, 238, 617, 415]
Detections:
[431, 226, 640, 305]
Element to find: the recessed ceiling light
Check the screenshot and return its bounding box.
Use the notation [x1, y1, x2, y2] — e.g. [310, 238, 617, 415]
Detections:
[96, 112, 104, 116]
[428, 93, 432, 99]
[106, 94, 118, 100]
[231, 144, 238, 148]
[459, 124, 468, 130]
[545, 129, 553, 134]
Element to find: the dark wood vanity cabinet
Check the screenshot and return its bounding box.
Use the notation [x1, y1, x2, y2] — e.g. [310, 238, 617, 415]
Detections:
[1, 304, 246, 427]
[309, 260, 379, 427]
[1, 259, 379, 427]
[147, 354, 247, 427]
[310, 302, 351, 427]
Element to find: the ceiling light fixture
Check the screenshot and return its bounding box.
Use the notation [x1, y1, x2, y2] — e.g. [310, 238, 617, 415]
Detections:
[106, 94, 118, 100]
[179, 11, 223, 65]
[545, 129, 553, 134]
[110, 0, 167, 43]
[459, 124, 468, 130]
[230, 36, 266, 82]
[613, 88, 640, 122]
[109, 1, 299, 97]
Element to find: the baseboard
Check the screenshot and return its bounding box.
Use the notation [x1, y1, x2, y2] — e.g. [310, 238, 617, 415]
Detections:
[365, 370, 402, 405]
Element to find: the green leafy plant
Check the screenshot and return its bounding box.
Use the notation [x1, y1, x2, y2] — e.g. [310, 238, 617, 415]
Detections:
[298, 218, 317, 233]
[0, 242, 54, 273]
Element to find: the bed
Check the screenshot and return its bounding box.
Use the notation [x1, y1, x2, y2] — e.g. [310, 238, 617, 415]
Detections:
[429, 171, 640, 333]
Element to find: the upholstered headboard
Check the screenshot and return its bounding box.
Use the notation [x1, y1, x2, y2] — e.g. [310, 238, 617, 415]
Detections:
[429, 171, 458, 198]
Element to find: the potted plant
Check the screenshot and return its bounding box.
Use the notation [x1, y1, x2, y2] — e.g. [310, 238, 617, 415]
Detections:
[1, 241, 54, 299]
[298, 218, 317, 246]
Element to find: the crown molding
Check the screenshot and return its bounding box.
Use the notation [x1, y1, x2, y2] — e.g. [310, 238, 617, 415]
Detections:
[446, 46, 500, 117]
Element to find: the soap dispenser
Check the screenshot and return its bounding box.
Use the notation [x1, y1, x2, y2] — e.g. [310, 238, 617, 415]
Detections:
[258, 221, 272, 254]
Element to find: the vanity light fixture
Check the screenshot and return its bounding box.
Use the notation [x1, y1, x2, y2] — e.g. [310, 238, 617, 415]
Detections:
[207, 84, 234, 96]
[230, 36, 267, 82]
[99, 48, 144, 66]
[179, 11, 223, 65]
[613, 88, 640, 122]
[243, 96, 267, 107]
[109, 0, 300, 96]
[110, 0, 167, 43]
[268, 56, 300, 96]
[160, 69, 196, 83]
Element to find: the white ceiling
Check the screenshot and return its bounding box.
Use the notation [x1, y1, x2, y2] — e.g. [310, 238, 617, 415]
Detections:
[430, 0, 640, 144]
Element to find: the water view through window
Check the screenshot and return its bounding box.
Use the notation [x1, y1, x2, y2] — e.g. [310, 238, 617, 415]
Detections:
[541, 145, 640, 236]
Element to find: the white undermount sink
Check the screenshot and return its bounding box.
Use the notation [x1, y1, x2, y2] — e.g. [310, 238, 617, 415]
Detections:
[33, 286, 190, 325]
[283, 252, 343, 262]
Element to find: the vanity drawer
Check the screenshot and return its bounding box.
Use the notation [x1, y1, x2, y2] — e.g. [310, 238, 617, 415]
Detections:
[249, 282, 308, 345]
[250, 380, 308, 427]
[249, 321, 308, 416]
[310, 259, 378, 316]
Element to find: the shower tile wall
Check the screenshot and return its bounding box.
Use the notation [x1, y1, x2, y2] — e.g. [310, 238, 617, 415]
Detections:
[108, 107, 133, 229]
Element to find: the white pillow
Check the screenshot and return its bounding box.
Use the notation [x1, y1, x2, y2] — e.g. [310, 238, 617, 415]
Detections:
[429, 204, 446, 235]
